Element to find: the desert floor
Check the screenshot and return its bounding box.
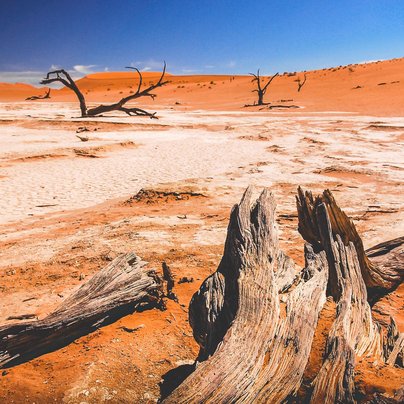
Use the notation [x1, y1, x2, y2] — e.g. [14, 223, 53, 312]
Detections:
[0, 59, 403, 402]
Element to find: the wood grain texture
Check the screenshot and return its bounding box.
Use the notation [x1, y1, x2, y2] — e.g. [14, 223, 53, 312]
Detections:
[296, 187, 403, 298]
[385, 317, 404, 367]
[0, 252, 163, 368]
[165, 187, 329, 403]
[306, 203, 383, 404]
[164, 187, 403, 404]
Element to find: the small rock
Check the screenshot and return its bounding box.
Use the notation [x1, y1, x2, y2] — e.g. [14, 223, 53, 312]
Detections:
[120, 324, 145, 333]
[178, 276, 194, 284]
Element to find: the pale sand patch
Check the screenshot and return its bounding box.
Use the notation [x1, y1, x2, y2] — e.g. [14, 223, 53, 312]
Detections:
[0, 103, 403, 243]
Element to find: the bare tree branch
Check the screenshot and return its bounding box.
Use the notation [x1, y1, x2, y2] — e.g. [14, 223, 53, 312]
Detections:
[25, 88, 51, 101]
[86, 62, 169, 117]
[297, 74, 307, 92]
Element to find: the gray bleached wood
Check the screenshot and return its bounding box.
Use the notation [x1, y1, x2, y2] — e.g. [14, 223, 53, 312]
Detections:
[165, 187, 329, 403]
[0, 252, 163, 368]
[164, 187, 403, 403]
[296, 187, 403, 299]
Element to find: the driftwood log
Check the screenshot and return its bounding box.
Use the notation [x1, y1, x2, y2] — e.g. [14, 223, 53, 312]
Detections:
[0, 253, 163, 368]
[40, 63, 168, 118]
[163, 187, 403, 403]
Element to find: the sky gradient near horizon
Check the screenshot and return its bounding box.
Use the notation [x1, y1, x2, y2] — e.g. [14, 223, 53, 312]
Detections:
[1, 0, 404, 84]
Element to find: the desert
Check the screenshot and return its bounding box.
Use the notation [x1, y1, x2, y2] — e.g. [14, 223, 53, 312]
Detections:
[1, 2, 404, 402]
[0, 57, 403, 402]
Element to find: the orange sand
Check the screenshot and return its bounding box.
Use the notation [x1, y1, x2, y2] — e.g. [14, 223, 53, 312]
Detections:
[0, 57, 403, 402]
[1, 58, 403, 115]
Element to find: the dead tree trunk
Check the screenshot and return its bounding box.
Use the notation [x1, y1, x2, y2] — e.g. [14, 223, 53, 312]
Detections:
[41, 70, 87, 116]
[297, 74, 307, 92]
[40, 63, 168, 118]
[0, 252, 163, 368]
[249, 70, 279, 106]
[163, 187, 403, 403]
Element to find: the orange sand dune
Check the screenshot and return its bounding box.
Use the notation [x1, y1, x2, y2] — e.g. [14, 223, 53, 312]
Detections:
[85, 71, 173, 80]
[0, 83, 45, 101]
[1, 57, 404, 115]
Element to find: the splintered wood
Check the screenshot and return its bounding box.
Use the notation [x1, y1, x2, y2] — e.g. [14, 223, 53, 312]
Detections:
[164, 187, 403, 403]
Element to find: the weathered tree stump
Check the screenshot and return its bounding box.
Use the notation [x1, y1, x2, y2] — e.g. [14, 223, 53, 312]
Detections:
[302, 203, 383, 403]
[0, 253, 163, 368]
[163, 187, 403, 403]
[164, 187, 330, 402]
[296, 187, 403, 299]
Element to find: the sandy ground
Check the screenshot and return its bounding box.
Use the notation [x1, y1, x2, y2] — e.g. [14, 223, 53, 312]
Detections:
[0, 58, 403, 402]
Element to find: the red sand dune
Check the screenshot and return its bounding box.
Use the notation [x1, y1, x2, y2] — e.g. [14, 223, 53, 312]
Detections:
[1, 57, 403, 115]
[0, 83, 45, 101]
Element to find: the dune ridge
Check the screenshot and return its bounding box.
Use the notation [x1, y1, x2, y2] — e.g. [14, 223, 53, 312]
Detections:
[1, 57, 403, 115]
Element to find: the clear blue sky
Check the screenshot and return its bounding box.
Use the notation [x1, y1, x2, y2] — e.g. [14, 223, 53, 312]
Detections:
[1, 0, 403, 83]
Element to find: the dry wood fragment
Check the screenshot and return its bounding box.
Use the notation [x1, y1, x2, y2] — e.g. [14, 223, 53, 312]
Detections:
[296, 187, 403, 298]
[6, 314, 37, 321]
[76, 134, 89, 142]
[0, 252, 163, 368]
[178, 276, 194, 284]
[165, 187, 283, 401]
[119, 324, 145, 333]
[304, 202, 383, 403]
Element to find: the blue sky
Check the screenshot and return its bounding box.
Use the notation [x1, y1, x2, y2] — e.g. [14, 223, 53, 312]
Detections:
[1, 0, 403, 83]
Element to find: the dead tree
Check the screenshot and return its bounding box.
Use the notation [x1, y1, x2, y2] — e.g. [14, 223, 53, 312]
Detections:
[41, 69, 87, 116]
[25, 88, 51, 101]
[163, 187, 403, 403]
[0, 252, 163, 368]
[249, 69, 279, 105]
[296, 74, 307, 92]
[40, 63, 168, 118]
